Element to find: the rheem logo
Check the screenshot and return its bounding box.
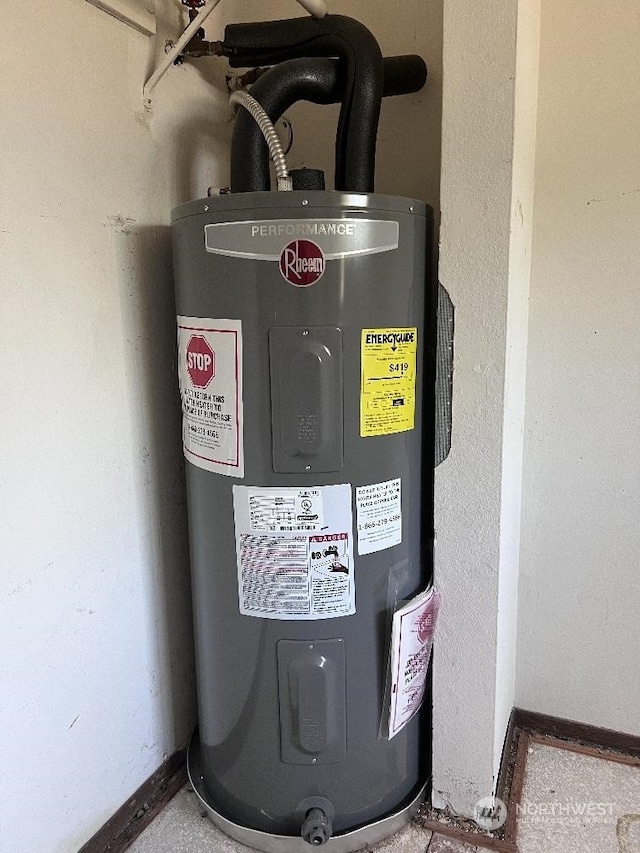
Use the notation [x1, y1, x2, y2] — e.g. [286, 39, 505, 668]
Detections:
[279, 239, 325, 286]
[186, 335, 215, 388]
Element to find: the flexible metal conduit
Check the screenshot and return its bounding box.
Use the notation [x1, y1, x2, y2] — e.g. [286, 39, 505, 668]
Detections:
[229, 91, 292, 191]
[230, 56, 428, 194]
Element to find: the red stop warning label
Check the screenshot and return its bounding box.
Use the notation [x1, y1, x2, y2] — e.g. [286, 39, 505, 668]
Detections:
[279, 239, 325, 286]
[186, 335, 215, 388]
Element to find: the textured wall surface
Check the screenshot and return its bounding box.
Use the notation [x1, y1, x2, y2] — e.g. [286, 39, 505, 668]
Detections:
[494, 0, 540, 782]
[517, 0, 640, 734]
[0, 2, 238, 850]
[434, 0, 539, 814]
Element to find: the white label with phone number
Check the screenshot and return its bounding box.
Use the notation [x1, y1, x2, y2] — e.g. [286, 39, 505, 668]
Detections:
[356, 478, 402, 555]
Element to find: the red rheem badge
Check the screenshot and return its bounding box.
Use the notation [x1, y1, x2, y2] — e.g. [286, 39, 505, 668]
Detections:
[279, 239, 325, 286]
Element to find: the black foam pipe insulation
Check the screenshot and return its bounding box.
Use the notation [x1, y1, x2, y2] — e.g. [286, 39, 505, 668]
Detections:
[230, 55, 427, 194]
[223, 15, 384, 192]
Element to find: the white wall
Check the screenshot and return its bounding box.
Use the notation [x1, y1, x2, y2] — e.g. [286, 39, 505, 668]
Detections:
[517, 0, 640, 733]
[494, 0, 540, 778]
[0, 2, 239, 851]
[0, 2, 442, 851]
[433, 0, 539, 815]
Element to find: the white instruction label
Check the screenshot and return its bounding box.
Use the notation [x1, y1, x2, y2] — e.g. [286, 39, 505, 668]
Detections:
[389, 586, 440, 739]
[356, 478, 402, 555]
[177, 316, 243, 478]
[248, 488, 323, 532]
[233, 484, 355, 620]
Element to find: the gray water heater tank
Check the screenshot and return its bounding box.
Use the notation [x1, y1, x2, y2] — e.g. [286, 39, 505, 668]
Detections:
[171, 189, 434, 851]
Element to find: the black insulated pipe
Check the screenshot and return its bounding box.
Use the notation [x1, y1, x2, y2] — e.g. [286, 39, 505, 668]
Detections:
[223, 15, 384, 193]
[230, 55, 427, 194]
[231, 58, 341, 194]
[381, 55, 428, 97]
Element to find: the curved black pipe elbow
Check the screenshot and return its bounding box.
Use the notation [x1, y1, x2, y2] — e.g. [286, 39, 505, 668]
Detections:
[230, 55, 428, 194]
[231, 59, 341, 194]
[224, 15, 384, 193]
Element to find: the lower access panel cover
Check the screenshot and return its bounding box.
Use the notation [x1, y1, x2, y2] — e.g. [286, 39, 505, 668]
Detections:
[277, 638, 346, 765]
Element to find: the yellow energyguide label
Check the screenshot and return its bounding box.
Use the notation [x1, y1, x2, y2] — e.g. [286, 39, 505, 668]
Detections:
[360, 328, 418, 437]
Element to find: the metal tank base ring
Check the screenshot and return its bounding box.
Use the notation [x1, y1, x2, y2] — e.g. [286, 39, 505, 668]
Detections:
[187, 734, 427, 853]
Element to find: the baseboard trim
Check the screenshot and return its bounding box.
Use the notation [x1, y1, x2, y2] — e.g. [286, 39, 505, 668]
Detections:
[496, 707, 518, 802]
[503, 728, 531, 846]
[418, 817, 517, 852]
[527, 732, 640, 768]
[419, 708, 640, 852]
[78, 749, 187, 853]
[79, 710, 640, 852]
[512, 708, 640, 759]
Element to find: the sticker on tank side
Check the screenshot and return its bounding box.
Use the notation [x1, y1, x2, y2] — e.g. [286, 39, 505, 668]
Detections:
[360, 328, 418, 437]
[388, 586, 440, 739]
[177, 316, 244, 478]
[232, 484, 355, 620]
[356, 478, 402, 555]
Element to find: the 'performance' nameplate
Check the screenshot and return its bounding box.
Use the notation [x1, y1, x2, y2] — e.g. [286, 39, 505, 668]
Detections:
[204, 219, 399, 260]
